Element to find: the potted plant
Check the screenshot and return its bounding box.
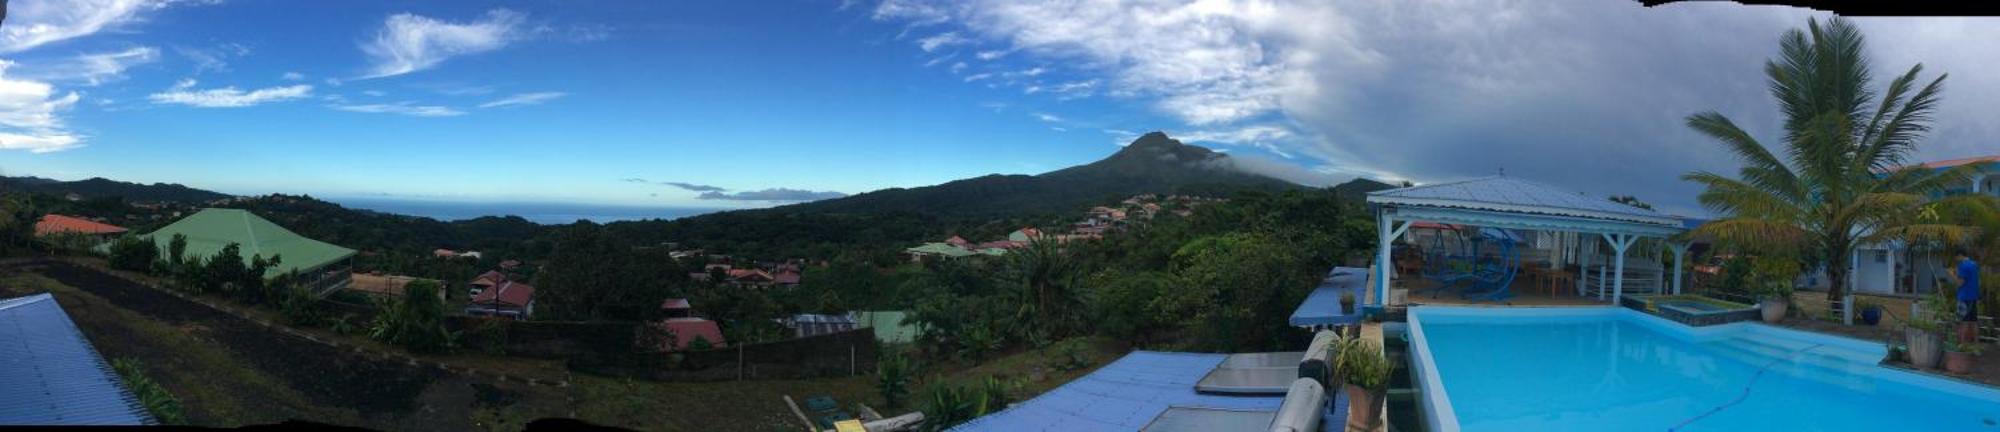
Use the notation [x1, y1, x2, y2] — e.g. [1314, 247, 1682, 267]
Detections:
[1906, 292, 1954, 370]
[1856, 299, 1883, 326]
[1943, 339, 1979, 375]
[1339, 291, 1356, 314]
[1749, 257, 1800, 323]
[1339, 338, 1390, 431]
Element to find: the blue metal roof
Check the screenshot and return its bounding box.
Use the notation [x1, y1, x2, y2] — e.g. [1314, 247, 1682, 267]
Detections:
[1289, 267, 1367, 327]
[1368, 176, 1680, 226]
[0, 294, 154, 425]
[950, 352, 1287, 431]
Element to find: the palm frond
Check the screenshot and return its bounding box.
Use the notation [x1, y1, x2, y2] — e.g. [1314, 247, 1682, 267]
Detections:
[1684, 112, 1803, 200]
[1690, 218, 1810, 253]
[1864, 224, 1982, 247]
[1683, 171, 1806, 221]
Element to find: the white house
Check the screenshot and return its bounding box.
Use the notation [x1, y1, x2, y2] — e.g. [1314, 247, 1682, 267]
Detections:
[1846, 155, 1998, 295]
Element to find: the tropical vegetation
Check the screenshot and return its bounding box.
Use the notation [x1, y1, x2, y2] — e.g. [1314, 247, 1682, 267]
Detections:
[1683, 17, 1998, 308]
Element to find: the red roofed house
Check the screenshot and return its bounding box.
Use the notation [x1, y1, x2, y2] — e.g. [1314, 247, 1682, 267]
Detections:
[34, 214, 128, 249]
[661, 298, 693, 318]
[34, 214, 127, 238]
[653, 298, 725, 351]
[945, 235, 971, 246]
[773, 271, 801, 286]
[656, 318, 726, 351]
[727, 268, 775, 287]
[465, 280, 535, 319]
[469, 270, 506, 296]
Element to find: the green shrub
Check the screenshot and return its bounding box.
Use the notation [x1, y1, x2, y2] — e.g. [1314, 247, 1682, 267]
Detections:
[107, 236, 157, 273]
[1339, 338, 1390, 391]
[1748, 255, 1801, 300]
[687, 335, 714, 351]
[111, 358, 184, 425]
[876, 351, 912, 410]
[369, 280, 454, 353]
[1044, 340, 1092, 372]
[920, 382, 971, 432]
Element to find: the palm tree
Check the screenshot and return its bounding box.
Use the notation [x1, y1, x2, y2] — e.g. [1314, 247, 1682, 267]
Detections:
[1006, 236, 1080, 337]
[1683, 17, 1997, 312]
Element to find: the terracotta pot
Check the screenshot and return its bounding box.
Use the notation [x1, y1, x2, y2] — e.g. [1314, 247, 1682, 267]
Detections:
[1944, 350, 1974, 375]
[1345, 384, 1385, 431]
[1906, 328, 1943, 370]
[1759, 299, 1787, 323]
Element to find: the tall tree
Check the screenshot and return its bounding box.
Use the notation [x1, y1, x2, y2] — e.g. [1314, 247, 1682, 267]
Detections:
[1683, 17, 1996, 307]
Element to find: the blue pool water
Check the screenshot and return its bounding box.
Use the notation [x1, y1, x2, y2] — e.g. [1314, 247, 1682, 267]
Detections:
[1411, 307, 2000, 431]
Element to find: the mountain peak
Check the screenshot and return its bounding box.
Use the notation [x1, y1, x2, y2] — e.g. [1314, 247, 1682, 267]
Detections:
[1110, 132, 1222, 165]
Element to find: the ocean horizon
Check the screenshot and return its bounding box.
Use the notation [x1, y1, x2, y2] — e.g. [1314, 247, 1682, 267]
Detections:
[329, 197, 727, 225]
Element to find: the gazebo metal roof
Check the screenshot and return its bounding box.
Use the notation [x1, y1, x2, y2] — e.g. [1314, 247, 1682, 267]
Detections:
[1367, 176, 1685, 236]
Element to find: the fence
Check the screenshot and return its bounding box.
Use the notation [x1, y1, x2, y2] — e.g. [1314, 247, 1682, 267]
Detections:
[448, 317, 642, 359]
[570, 329, 878, 382]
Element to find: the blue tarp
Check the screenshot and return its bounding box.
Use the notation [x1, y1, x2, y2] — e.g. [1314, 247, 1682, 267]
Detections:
[0, 294, 153, 425]
[1289, 267, 1367, 327]
[951, 352, 1288, 431]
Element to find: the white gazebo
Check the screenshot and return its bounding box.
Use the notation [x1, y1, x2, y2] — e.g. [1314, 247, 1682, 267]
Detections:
[1365, 176, 1689, 308]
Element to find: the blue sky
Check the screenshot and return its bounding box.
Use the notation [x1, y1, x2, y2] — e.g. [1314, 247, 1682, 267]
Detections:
[2, 0, 1999, 215]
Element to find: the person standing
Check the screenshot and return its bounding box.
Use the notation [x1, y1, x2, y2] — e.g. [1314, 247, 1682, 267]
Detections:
[1944, 250, 1982, 344]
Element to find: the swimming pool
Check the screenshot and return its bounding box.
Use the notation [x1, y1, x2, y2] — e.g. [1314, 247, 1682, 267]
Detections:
[1407, 306, 2000, 431]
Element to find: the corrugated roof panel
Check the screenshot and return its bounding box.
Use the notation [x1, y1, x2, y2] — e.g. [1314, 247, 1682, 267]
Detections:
[1368, 176, 1677, 225]
[950, 352, 1287, 431]
[0, 294, 153, 425]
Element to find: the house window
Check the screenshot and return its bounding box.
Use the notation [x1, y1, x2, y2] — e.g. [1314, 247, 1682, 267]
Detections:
[1873, 250, 1887, 263]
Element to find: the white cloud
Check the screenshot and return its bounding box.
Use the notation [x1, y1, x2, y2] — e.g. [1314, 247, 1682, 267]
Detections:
[949, 62, 968, 74]
[361, 90, 386, 97]
[976, 50, 1008, 60]
[148, 80, 313, 107]
[875, 0, 1324, 126]
[1174, 124, 1297, 158]
[0, 62, 84, 153]
[922, 53, 956, 67]
[478, 91, 566, 108]
[14, 46, 159, 85]
[1032, 112, 1062, 123]
[359, 9, 527, 79]
[282, 71, 306, 81]
[0, 0, 183, 54]
[330, 101, 464, 117]
[175, 42, 249, 73]
[916, 32, 967, 52]
[963, 72, 993, 82]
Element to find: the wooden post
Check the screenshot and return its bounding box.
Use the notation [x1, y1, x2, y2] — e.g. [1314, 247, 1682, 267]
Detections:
[738, 343, 745, 381]
[782, 395, 818, 432]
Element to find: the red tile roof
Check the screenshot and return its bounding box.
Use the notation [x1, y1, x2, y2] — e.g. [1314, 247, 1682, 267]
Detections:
[727, 268, 773, 282]
[33, 214, 127, 236]
[774, 271, 801, 285]
[657, 318, 727, 350]
[1915, 155, 2000, 170]
[661, 298, 691, 310]
[1879, 154, 2000, 173]
[946, 235, 971, 245]
[470, 270, 505, 287]
[470, 280, 534, 307]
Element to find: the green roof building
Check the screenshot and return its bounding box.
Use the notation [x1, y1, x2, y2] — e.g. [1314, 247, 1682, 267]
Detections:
[853, 311, 919, 344]
[141, 208, 356, 295]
